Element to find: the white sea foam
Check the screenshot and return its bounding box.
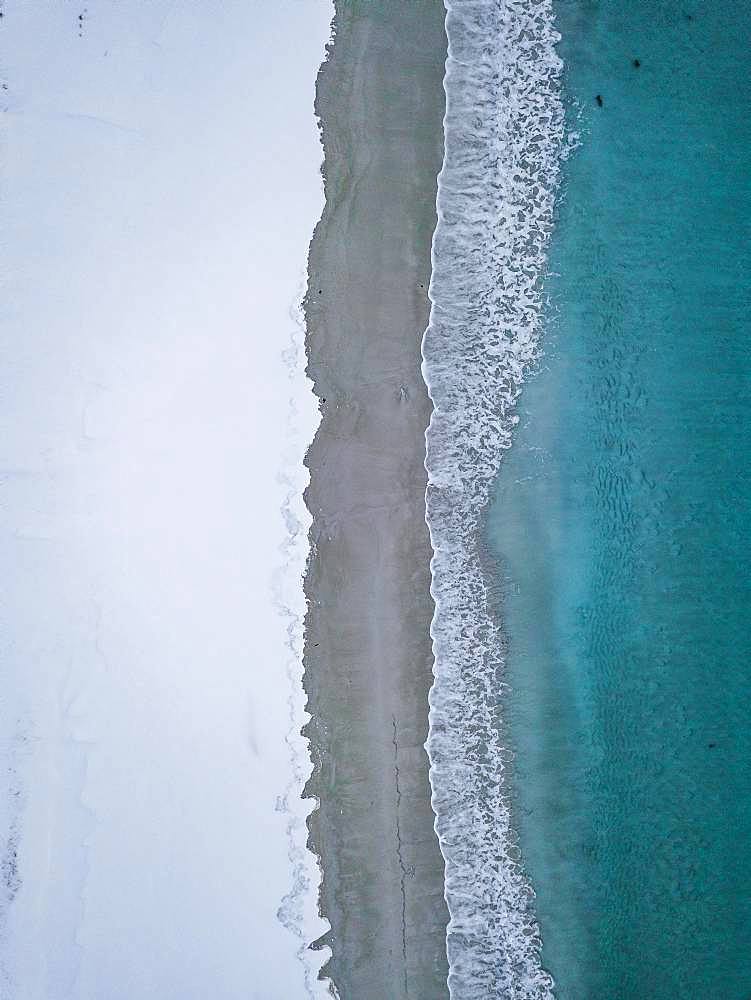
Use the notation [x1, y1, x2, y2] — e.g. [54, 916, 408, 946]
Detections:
[423, 1, 566, 996]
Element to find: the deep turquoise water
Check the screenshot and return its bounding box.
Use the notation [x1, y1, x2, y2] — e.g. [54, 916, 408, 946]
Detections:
[486, 2, 751, 997]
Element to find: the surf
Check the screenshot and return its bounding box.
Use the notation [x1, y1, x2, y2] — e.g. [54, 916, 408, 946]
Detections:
[422, 0, 566, 995]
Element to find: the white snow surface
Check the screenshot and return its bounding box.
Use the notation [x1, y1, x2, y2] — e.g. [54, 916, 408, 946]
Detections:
[0, 2, 332, 998]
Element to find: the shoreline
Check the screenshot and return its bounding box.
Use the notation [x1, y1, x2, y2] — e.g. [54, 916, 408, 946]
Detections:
[301, 2, 450, 997]
[421, 0, 564, 993]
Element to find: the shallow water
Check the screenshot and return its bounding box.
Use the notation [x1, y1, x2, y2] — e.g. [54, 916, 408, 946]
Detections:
[487, 1, 751, 996]
[423, 1, 564, 994]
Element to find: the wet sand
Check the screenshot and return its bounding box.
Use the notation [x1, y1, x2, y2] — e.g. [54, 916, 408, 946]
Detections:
[302, 2, 449, 997]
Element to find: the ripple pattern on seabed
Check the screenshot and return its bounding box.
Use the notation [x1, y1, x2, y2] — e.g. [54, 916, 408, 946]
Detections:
[423, 1, 566, 996]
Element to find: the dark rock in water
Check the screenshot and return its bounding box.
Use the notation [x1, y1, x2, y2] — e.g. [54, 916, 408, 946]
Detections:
[596, 94, 604, 107]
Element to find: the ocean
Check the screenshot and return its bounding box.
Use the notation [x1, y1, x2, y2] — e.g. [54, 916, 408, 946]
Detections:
[424, 0, 563, 995]
[426, 0, 751, 997]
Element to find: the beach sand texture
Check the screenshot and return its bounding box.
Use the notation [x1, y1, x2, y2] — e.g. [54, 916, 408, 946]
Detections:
[302, 2, 449, 997]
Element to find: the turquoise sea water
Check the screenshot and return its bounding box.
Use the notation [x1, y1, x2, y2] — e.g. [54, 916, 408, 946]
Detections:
[486, 2, 751, 997]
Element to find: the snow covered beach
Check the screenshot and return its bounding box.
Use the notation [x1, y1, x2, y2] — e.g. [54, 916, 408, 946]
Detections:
[0, 3, 331, 997]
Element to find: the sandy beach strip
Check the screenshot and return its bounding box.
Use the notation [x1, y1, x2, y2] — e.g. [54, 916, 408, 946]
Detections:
[302, 2, 449, 997]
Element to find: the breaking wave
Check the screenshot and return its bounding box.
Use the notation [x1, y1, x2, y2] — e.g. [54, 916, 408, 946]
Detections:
[423, 1, 566, 996]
